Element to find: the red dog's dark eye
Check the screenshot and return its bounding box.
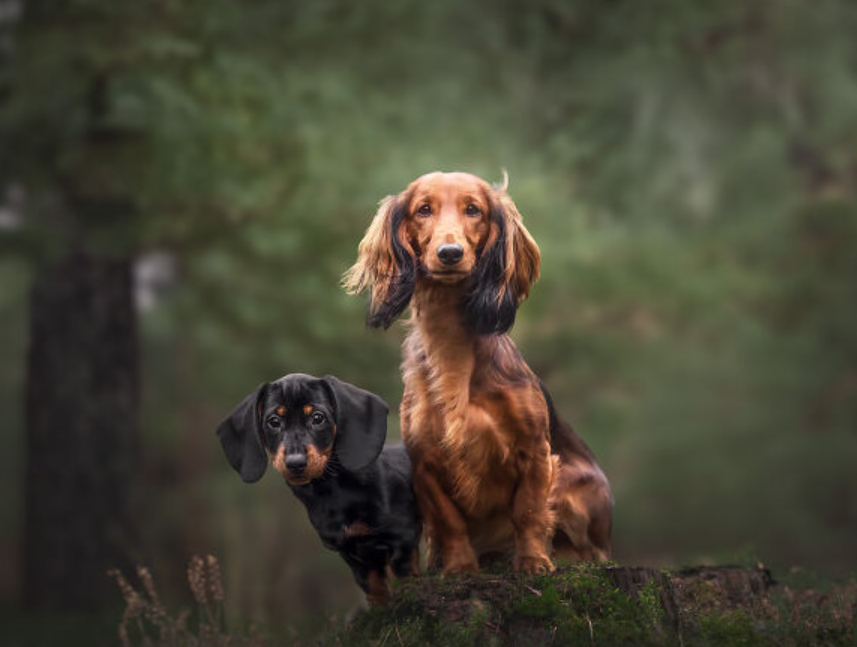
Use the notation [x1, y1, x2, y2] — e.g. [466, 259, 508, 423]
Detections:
[416, 204, 432, 217]
[464, 204, 481, 216]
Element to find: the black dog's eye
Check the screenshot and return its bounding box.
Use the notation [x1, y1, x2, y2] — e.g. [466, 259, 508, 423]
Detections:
[310, 411, 326, 425]
[416, 204, 432, 217]
[266, 416, 282, 429]
[464, 203, 481, 217]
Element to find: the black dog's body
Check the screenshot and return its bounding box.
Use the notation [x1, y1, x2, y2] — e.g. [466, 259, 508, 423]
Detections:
[217, 373, 421, 604]
[290, 444, 420, 590]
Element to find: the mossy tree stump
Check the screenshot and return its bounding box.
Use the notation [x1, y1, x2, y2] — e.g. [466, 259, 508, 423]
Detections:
[332, 565, 857, 646]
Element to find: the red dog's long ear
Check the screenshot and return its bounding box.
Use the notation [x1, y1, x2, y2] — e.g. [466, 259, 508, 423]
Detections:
[497, 189, 541, 303]
[463, 180, 541, 334]
[342, 194, 416, 328]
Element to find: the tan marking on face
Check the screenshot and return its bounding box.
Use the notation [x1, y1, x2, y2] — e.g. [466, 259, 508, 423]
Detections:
[343, 521, 372, 538]
[269, 445, 287, 478]
[402, 172, 494, 279]
[276, 405, 286, 416]
[303, 404, 312, 416]
[279, 444, 332, 485]
[303, 444, 331, 480]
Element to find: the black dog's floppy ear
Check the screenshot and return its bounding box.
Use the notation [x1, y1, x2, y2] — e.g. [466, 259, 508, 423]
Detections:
[216, 383, 268, 483]
[322, 375, 389, 472]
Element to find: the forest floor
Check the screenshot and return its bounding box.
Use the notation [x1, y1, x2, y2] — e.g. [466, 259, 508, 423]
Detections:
[320, 563, 857, 647]
[6, 562, 854, 646]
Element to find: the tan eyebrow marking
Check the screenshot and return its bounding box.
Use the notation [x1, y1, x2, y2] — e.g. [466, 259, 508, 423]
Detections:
[303, 404, 312, 416]
[276, 406, 286, 416]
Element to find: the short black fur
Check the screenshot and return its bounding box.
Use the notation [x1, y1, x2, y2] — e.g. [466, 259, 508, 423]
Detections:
[368, 201, 416, 330]
[293, 444, 419, 587]
[216, 373, 421, 601]
[462, 201, 519, 335]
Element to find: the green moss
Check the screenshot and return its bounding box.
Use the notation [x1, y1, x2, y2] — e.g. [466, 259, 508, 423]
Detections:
[507, 567, 672, 646]
[512, 582, 563, 619]
[434, 610, 499, 647]
[321, 567, 857, 647]
[696, 610, 764, 647]
[766, 585, 857, 647]
[639, 580, 667, 627]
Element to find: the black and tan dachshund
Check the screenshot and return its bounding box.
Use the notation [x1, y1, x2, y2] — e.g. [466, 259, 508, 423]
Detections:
[217, 373, 421, 605]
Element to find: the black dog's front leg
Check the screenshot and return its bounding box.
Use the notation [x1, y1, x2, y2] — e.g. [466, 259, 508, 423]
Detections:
[343, 553, 390, 606]
[390, 542, 420, 578]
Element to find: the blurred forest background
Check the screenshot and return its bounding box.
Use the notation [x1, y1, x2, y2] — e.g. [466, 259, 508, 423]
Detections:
[1, 0, 856, 643]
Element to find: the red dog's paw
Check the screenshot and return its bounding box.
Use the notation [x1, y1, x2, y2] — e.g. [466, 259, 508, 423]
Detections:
[514, 553, 555, 575]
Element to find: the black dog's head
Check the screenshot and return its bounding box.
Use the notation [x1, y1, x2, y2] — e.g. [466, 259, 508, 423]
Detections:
[216, 373, 389, 484]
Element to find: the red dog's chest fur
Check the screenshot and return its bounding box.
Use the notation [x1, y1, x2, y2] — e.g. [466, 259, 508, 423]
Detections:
[400, 286, 551, 554]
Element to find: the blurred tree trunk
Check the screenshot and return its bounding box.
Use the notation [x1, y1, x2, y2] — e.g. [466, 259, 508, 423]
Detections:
[23, 252, 139, 609]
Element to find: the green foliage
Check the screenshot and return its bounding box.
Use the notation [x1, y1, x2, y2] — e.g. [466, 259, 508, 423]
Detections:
[512, 581, 563, 619]
[0, 0, 300, 257]
[697, 611, 763, 647]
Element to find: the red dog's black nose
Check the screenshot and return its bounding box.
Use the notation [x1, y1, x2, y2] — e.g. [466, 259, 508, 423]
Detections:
[437, 243, 464, 266]
[286, 453, 307, 474]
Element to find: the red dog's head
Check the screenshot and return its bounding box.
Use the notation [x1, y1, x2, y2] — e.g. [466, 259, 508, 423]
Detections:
[343, 172, 540, 334]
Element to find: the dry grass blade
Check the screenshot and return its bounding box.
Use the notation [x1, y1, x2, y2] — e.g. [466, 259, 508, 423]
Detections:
[111, 555, 269, 647]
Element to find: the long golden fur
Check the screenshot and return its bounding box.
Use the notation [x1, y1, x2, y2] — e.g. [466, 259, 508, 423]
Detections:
[344, 171, 613, 574]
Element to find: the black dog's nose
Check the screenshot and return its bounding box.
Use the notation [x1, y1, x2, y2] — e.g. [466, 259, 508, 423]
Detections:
[285, 453, 307, 474]
[437, 243, 464, 266]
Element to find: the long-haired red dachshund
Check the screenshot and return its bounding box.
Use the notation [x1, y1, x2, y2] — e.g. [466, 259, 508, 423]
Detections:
[344, 171, 613, 574]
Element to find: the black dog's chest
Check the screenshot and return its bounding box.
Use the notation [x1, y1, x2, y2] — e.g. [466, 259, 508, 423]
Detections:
[294, 475, 384, 551]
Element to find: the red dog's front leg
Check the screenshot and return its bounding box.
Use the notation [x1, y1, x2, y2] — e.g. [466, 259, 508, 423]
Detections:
[411, 461, 478, 575]
[511, 437, 556, 574]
